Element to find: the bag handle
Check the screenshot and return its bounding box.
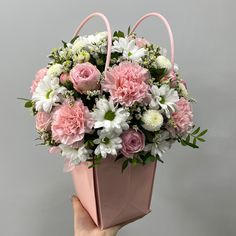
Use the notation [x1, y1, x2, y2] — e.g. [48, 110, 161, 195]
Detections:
[130, 12, 175, 71]
[73, 12, 112, 71]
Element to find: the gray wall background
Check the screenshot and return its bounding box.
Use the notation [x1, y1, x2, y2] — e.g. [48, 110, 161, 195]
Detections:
[0, 0, 235, 235]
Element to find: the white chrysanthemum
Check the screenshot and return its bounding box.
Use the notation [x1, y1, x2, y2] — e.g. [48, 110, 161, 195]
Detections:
[94, 130, 122, 158]
[60, 144, 92, 165]
[112, 37, 147, 62]
[87, 31, 108, 44]
[47, 64, 64, 77]
[150, 84, 179, 118]
[72, 32, 108, 53]
[92, 98, 130, 134]
[156, 56, 172, 72]
[142, 110, 163, 131]
[71, 39, 87, 52]
[144, 131, 172, 157]
[32, 76, 66, 112]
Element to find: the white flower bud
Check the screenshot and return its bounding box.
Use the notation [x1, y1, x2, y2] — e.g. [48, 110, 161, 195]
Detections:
[156, 56, 172, 72]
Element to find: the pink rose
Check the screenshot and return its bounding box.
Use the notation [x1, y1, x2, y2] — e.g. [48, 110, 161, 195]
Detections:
[172, 98, 193, 135]
[60, 72, 71, 85]
[121, 129, 145, 158]
[30, 68, 47, 94]
[35, 111, 52, 132]
[103, 61, 150, 106]
[51, 101, 94, 145]
[70, 62, 101, 93]
[135, 37, 150, 48]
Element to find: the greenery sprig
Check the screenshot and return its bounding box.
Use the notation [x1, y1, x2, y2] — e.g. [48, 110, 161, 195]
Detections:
[178, 126, 208, 148]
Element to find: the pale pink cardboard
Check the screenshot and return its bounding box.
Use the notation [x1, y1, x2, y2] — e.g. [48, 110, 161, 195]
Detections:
[72, 157, 157, 229]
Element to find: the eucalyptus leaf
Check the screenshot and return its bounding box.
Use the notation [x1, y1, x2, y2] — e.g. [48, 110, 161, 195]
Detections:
[192, 127, 200, 135]
[197, 137, 206, 142]
[198, 129, 208, 137]
[122, 159, 129, 172]
[24, 100, 33, 108]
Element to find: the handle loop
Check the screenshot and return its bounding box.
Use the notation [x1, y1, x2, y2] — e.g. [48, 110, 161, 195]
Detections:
[130, 12, 175, 70]
[73, 12, 112, 71]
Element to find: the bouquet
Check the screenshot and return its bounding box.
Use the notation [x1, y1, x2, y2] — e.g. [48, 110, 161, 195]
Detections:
[20, 12, 207, 228]
[21, 13, 207, 171]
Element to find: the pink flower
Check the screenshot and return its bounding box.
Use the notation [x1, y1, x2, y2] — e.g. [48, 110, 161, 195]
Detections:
[135, 37, 150, 48]
[35, 111, 52, 132]
[172, 98, 193, 135]
[70, 62, 101, 93]
[121, 129, 145, 158]
[30, 68, 47, 94]
[103, 61, 150, 106]
[51, 100, 94, 145]
[60, 72, 71, 84]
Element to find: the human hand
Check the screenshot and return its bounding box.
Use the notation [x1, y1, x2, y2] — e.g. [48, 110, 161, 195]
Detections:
[72, 195, 122, 236]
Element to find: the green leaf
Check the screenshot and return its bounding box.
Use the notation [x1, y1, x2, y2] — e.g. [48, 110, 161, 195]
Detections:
[62, 40, 67, 48]
[186, 134, 190, 143]
[193, 137, 197, 145]
[186, 143, 199, 149]
[122, 159, 129, 172]
[63, 80, 74, 90]
[127, 25, 131, 35]
[197, 137, 206, 142]
[17, 97, 30, 101]
[113, 30, 125, 38]
[192, 127, 200, 135]
[70, 35, 79, 44]
[198, 129, 208, 137]
[84, 140, 94, 148]
[114, 155, 123, 162]
[88, 163, 96, 169]
[156, 156, 164, 163]
[181, 139, 187, 146]
[130, 158, 138, 166]
[24, 100, 33, 108]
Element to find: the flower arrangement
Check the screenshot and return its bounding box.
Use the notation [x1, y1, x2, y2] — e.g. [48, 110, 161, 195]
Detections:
[21, 18, 207, 172]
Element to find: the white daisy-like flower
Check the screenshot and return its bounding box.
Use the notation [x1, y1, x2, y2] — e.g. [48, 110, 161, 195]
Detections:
[87, 31, 108, 44]
[92, 98, 130, 134]
[47, 63, 64, 77]
[112, 37, 147, 62]
[144, 131, 172, 157]
[60, 144, 92, 165]
[72, 32, 108, 53]
[150, 84, 179, 118]
[32, 76, 66, 113]
[142, 109, 163, 132]
[94, 130, 122, 158]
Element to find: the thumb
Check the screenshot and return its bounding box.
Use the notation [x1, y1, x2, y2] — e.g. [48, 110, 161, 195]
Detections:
[72, 195, 95, 233]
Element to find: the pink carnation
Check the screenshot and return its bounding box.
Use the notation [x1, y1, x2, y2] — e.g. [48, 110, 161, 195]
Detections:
[51, 101, 94, 145]
[70, 62, 101, 93]
[121, 129, 145, 158]
[30, 68, 47, 94]
[135, 37, 150, 48]
[103, 61, 150, 106]
[172, 98, 193, 135]
[35, 111, 52, 132]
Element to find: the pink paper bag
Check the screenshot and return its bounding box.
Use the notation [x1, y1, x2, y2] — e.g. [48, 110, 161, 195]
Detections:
[72, 157, 157, 229]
